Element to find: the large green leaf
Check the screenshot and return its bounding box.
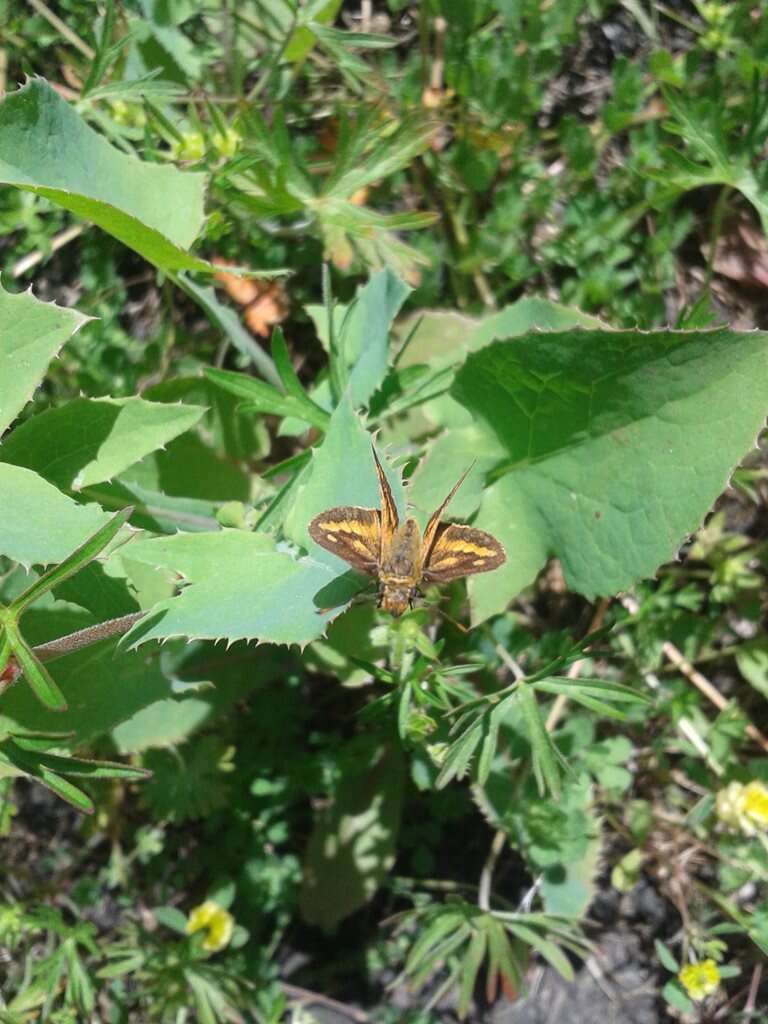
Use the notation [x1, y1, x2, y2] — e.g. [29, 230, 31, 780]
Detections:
[283, 395, 404, 563]
[450, 325, 768, 622]
[120, 530, 357, 648]
[0, 282, 90, 437]
[0, 79, 209, 273]
[0, 464, 110, 566]
[343, 268, 411, 407]
[467, 298, 605, 348]
[299, 741, 405, 930]
[1, 397, 205, 489]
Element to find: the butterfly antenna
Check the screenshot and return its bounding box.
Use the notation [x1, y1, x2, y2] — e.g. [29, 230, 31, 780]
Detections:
[434, 603, 469, 634]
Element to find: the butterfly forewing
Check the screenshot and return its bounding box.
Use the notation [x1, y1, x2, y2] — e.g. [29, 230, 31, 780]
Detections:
[308, 506, 381, 574]
[371, 447, 399, 537]
[420, 464, 474, 557]
[422, 522, 506, 582]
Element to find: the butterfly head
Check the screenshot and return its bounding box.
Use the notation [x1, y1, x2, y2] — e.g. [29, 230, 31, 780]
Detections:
[378, 584, 418, 617]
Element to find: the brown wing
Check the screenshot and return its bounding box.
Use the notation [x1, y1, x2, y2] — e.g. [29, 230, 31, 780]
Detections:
[308, 507, 381, 574]
[422, 523, 506, 583]
[420, 463, 475, 558]
[371, 445, 399, 538]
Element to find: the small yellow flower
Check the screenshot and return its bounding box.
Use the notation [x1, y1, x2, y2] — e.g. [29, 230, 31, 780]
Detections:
[678, 959, 720, 1001]
[171, 131, 206, 162]
[211, 127, 241, 158]
[186, 900, 234, 953]
[743, 781, 768, 829]
[716, 780, 768, 836]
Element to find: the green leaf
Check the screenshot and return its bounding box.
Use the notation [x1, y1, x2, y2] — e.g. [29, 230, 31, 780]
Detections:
[271, 327, 307, 401]
[11, 508, 132, 615]
[436, 719, 484, 789]
[3, 622, 67, 711]
[467, 298, 605, 348]
[119, 531, 354, 648]
[654, 939, 679, 972]
[516, 683, 561, 798]
[1, 397, 205, 490]
[0, 465, 112, 566]
[735, 639, 768, 698]
[662, 980, 694, 1015]
[0, 79, 211, 273]
[299, 742, 405, 930]
[0, 282, 91, 437]
[0, 612, 178, 745]
[454, 323, 768, 622]
[176, 276, 283, 387]
[457, 927, 487, 1019]
[2, 739, 148, 781]
[503, 920, 573, 980]
[204, 367, 331, 432]
[342, 269, 411, 408]
[283, 395, 404, 561]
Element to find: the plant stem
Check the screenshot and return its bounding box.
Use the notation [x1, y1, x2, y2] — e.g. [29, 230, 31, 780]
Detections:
[31, 613, 143, 662]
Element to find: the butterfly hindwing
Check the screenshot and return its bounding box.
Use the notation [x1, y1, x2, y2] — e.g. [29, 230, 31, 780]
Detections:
[422, 522, 506, 582]
[308, 506, 382, 574]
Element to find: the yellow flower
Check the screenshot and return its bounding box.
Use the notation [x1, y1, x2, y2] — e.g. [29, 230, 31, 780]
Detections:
[211, 127, 241, 158]
[171, 131, 206, 162]
[716, 780, 768, 836]
[186, 900, 234, 953]
[678, 959, 720, 1001]
[743, 781, 768, 830]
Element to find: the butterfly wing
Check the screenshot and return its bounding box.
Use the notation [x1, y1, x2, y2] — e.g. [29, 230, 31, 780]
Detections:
[371, 445, 399, 539]
[422, 522, 506, 582]
[308, 507, 381, 574]
[420, 464, 475, 559]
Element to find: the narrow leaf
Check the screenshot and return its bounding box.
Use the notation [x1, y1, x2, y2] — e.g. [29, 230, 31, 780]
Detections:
[12, 507, 133, 614]
[5, 624, 67, 711]
[517, 684, 561, 798]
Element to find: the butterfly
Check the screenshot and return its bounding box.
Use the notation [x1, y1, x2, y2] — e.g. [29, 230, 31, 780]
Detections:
[308, 447, 506, 616]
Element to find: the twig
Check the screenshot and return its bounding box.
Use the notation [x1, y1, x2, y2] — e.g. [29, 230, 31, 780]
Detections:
[281, 983, 370, 1023]
[744, 963, 762, 1016]
[11, 224, 86, 278]
[478, 828, 506, 911]
[545, 598, 611, 732]
[621, 595, 768, 753]
[25, 0, 95, 59]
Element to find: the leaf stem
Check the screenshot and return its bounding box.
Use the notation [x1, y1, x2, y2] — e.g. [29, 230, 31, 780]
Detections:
[30, 613, 144, 662]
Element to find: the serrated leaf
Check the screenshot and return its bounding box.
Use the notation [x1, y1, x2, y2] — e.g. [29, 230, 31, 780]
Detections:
[0, 282, 91, 437]
[455, 322, 768, 622]
[1, 397, 205, 490]
[436, 719, 484, 789]
[0, 464, 112, 565]
[517, 683, 561, 798]
[119, 530, 354, 647]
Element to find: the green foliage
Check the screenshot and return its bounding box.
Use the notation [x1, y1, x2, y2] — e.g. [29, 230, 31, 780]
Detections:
[2, 2, 768, 1019]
